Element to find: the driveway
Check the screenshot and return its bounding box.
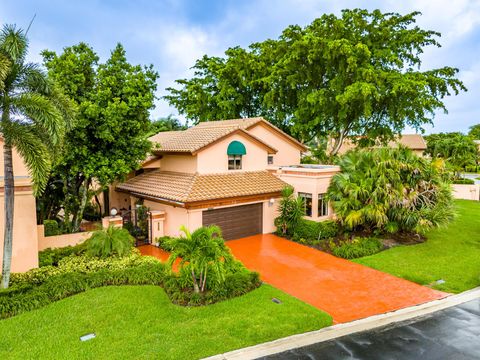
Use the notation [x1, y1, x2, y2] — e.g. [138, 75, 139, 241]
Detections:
[227, 234, 447, 323]
[261, 298, 480, 359]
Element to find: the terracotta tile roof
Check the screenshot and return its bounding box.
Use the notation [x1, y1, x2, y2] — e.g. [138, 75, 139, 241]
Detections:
[332, 134, 427, 155]
[116, 170, 287, 204]
[148, 117, 306, 153]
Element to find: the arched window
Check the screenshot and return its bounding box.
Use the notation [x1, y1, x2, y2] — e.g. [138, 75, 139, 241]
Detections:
[227, 141, 246, 170]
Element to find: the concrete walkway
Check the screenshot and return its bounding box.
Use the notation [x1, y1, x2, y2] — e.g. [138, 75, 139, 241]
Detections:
[227, 234, 447, 323]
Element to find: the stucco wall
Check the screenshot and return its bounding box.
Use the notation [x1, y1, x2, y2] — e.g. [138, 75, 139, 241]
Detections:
[276, 171, 337, 221]
[196, 133, 269, 173]
[248, 123, 302, 166]
[452, 184, 480, 201]
[144, 200, 191, 238]
[160, 154, 197, 173]
[37, 225, 93, 251]
[0, 187, 39, 272]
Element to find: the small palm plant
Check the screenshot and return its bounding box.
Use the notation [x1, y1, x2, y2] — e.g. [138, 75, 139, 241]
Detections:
[167, 225, 233, 293]
[86, 225, 134, 258]
[276, 186, 305, 235]
[0, 24, 75, 288]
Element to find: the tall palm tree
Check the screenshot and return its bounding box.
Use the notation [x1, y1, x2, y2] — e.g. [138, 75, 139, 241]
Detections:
[0, 24, 75, 288]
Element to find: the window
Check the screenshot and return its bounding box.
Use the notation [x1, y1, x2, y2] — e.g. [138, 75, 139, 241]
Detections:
[318, 193, 328, 217]
[298, 192, 312, 217]
[267, 155, 274, 165]
[228, 155, 242, 170]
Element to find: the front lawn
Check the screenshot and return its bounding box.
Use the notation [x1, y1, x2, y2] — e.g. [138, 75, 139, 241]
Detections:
[0, 285, 331, 360]
[355, 200, 480, 293]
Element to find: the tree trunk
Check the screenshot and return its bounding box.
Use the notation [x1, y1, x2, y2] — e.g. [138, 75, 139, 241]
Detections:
[72, 178, 89, 233]
[329, 131, 346, 157]
[191, 270, 200, 293]
[1, 143, 14, 289]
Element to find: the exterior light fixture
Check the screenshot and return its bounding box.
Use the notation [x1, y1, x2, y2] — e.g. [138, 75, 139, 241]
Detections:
[110, 207, 118, 216]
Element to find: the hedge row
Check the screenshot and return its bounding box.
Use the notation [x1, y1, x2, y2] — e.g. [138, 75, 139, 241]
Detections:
[0, 262, 166, 319]
[291, 219, 338, 245]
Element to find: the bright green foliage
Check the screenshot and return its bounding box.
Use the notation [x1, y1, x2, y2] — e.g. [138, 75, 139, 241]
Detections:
[38, 43, 158, 231]
[328, 147, 454, 234]
[0, 285, 331, 359]
[331, 237, 383, 259]
[38, 243, 85, 267]
[43, 219, 62, 236]
[424, 132, 478, 173]
[167, 225, 235, 293]
[291, 219, 338, 244]
[148, 114, 186, 136]
[468, 124, 480, 139]
[85, 225, 134, 258]
[275, 186, 305, 236]
[166, 9, 465, 152]
[355, 200, 480, 293]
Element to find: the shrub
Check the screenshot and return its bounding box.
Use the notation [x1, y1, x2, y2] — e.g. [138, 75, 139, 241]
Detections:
[453, 178, 475, 185]
[292, 219, 338, 243]
[43, 220, 62, 236]
[331, 237, 383, 259]
[0, 261, 166, 319]
[85, 225, 134, 258]
[328, 147, 455, 234]
[38, 244, 86, 267]
[155, 236, 175, 251]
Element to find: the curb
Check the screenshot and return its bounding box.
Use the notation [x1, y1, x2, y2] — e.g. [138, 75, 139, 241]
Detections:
[204, 287, 480, 360]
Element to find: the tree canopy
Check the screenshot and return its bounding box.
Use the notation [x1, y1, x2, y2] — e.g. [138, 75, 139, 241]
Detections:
[424, 132, 478, 173]
[39, 42, 158, 231]
[148, 115, 186, 136]
[165, 9, 466, 154]
[468, 124, 480, 140]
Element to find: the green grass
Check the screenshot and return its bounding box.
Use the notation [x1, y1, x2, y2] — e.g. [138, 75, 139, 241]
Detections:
[355, 200, 480, 293]
[0, 285, 331, 360]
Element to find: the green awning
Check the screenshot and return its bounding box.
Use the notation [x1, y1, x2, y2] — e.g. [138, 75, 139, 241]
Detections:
[227, 141, 246, 155]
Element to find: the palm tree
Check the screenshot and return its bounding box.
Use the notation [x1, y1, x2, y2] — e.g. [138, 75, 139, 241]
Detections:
[167, 225, 233, 293]
[0, 24, 75, 288]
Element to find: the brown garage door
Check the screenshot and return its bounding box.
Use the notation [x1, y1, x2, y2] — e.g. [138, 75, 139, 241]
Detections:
[202, 203, 263, 240]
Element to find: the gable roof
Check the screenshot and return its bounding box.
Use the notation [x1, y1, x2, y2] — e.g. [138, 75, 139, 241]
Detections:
[149, 124, 277, 155]
[194, 117, 307, 151]
[333, 134, 427, 155]
[148, 117, 306, 154]
[116, 170, 287, 205]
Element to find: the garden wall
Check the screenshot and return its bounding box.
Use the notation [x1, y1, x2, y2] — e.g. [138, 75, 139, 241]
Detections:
[452, 184, 480, 201]
[37, 225, 93, 251]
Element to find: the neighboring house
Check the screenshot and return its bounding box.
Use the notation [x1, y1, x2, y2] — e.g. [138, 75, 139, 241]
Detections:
[0, 138, 39, 273]
[112, 117, 339, 240]
[330, 134, 427, 157]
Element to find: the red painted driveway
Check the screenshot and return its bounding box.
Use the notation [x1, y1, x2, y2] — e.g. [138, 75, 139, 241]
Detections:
[227, 234, 448, 323]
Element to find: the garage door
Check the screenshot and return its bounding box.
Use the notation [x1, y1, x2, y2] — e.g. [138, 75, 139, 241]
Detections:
[202, 203, 263, 240]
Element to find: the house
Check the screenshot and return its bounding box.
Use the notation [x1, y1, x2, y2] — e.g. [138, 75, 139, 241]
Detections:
[0, 138, 39, 273]
[112, 117, 339, 240]
[331, 134, 427, 157]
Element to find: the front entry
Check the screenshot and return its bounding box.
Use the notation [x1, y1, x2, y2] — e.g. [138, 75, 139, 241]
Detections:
[202, 203, 263, 240]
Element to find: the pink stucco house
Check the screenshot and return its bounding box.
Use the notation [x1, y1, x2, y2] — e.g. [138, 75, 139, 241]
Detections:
[112, 117, 340, 241]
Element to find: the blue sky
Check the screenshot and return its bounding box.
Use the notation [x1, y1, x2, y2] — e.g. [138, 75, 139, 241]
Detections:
[1, 0, 479, 133]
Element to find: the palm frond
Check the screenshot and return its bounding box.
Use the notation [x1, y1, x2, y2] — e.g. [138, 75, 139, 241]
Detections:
[0, 24, 28, 63]
[1, 120, 51, 195]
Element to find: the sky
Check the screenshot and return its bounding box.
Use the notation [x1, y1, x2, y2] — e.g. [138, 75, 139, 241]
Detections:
[1, 0, 479, 133]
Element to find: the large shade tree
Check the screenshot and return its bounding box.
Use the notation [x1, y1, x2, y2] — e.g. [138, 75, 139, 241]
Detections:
[38, 43, 158, 231]
[0, 25, 75, 288]
[166, 9, 466, 154]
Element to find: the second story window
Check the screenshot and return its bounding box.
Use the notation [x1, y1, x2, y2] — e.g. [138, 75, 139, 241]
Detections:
[267, 155, 274, 165]
[298, 192, 312, 217]
[228, 155, 242, 170]
[227, 140, 246, 171]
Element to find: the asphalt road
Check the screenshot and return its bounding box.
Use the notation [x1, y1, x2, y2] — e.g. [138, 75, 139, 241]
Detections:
[260, 299, 480, 360]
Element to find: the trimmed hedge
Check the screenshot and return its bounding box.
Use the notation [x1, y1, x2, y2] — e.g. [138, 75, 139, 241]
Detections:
[38, 244, 86, 267]
[43, 220, 62, 236]
[0, 262, 166, 319]
[331, 237, 383, 259]
[291, 219, 338, 244]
